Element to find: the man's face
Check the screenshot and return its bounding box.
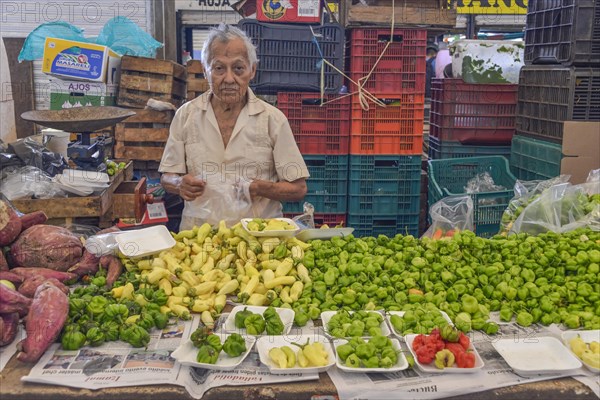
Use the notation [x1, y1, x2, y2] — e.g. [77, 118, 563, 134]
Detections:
[207, 38, 256, 105]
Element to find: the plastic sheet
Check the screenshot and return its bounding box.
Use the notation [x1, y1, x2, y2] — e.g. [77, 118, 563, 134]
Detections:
[290, 203, 316, 229]
[422, 195, 474, 239]
[18, 21, 87, 62]
[96, 17, 163, 58]
[7, 136, 67, 177]
[0, 166, 66, 200]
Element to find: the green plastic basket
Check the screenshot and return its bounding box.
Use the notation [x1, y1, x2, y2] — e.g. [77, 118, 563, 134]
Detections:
[427, 156, 517, 237]
[510, 134, 563, 181]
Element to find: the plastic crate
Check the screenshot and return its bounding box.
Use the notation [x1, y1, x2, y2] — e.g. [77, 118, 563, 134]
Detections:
[347, 213, 419, 238]
[510, 134, 563, 180]
[238, 20, 344, 93]
[430, 79, 517, 145]
[283, 213, 347, 228]
[350, 95, 424, 155]
[516, 66, 600, 143]
[348, 155, 421, 215]
[525, 0, 600, 66]
[282, 155, 348, 213]
[277, 92, 350, 154]
[428, 136, 512, 160]
[428, 156, 517, 238]
[347, 28, 426, 94]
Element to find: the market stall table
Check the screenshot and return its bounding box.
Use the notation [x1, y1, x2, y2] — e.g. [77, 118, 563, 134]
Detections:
[0, 357, 596, 399]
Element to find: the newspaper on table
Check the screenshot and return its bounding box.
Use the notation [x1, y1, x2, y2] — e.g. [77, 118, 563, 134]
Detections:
[327, 322, 600, 400]
[22, 314, 319, 399]
[0, 325, 25, 372]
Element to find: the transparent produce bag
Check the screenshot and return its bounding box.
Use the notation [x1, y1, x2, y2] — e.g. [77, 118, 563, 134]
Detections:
[508, 170, 600, 235]
[422, 195, 474, 240]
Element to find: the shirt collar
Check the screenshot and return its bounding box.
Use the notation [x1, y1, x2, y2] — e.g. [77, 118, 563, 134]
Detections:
[195, 88, 265, 116]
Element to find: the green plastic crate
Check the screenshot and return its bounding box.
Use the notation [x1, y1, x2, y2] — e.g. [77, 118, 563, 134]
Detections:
[429, 136, 512, 160]
[510, 134, 563, 181]
[428, 156, 517, 237]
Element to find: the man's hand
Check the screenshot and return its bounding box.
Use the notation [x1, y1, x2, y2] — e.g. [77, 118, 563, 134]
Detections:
[178, 174, 206, 201]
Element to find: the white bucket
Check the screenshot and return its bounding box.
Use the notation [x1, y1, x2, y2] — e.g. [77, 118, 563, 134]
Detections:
[42, 128, 70, 159]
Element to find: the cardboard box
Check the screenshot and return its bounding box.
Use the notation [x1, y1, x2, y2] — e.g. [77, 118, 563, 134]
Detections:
[49, 79, 117, 110]
[42, 38, 120, 83]
[560, 121, 600, 184]
[256, 0, 322, 23]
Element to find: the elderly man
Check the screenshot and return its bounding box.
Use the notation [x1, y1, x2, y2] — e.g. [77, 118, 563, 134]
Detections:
[159, 24, 309, 229]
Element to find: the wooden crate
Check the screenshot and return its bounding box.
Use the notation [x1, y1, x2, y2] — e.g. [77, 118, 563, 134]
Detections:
[114, 109, 174, 161]
[117, 56, 187, 108]
[343, 0, 456, 26]
[186, 60, 209, 100]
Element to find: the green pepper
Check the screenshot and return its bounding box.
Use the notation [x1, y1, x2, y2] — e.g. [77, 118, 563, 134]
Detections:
[264, 307, 285, 335]
[90, 275, 106, 287]
[151, 289, 169, 306]
[120, 324, 151, 348]
[363, 355, 380, 368]
[101, 321, 120, 341]
[244, 314, 266, 335]
[62, 329, 87, 351]
[369, 335, 391, 350]
[355, 343, 376, 360]
[345, 353, 361, 368]
[379, 356, 394, 368]
[86, 327, 105, 347]
[515, 311, 533, 327]
[381, 347, 398, 364]
[308, 306, 321, 320]
[151, 311, 169, 329]
[105, 303, 129, 320]
[205, 334, 222, 353]
[461, 294, 479, 314]
[191, 326, 211, 347]
[336, 343, 354, 362]
[294, 309, 309, 327]
[303, 252, 315, 268]
[136, 312, 155, 331]
[313, 281, 327, 302]
[234, 307, 253, 329]
[346, 320, 365, 337]
[564, 314, 580, 329]
[222, 333, 246, 357]
[87, 296, 109, 316]
[68, 298, 87, 317]
[196, 344, 219, 364]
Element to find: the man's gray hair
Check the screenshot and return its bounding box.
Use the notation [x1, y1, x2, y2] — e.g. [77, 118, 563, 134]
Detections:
[201, 23, 258, 70]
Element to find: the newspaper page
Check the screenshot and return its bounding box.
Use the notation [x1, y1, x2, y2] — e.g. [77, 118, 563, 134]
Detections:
[327, 322, 599, 400]
[0, 325, 25, 372]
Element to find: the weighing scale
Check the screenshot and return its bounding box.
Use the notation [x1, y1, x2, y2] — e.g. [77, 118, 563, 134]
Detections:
[21, 106, 136, 170]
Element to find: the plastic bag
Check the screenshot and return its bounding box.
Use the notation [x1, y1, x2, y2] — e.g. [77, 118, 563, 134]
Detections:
[85, 232, 120, 256]
[181, 174, 253, 228]
[290, 202, 316, 229]
[422, 195, 474, 239]
[0, 166, 66, 200]
[465, 172, 506, 193]
[8, 136, 68, 177]
[96, 17, 163, 57]
[18, 21, 87, 62]
[499, 175, 570, 235]
[508, 170, 600, 235]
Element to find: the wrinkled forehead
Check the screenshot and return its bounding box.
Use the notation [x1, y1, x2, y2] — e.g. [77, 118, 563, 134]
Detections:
[208, 38, 250, 65]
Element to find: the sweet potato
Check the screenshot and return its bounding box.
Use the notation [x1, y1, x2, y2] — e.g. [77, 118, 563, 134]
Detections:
[0, 251, 8, 271]
[103, 255, 123, 287]
[19, 211, 48, 231]
[17, 282, 68, 363]
[0, 271, 24, 286]
[10, 267, 77, 283]
[0, 200, 22, 246]
[11, 225, 83, 271]
[18, 275, 69, 298]
[0, 284, 32, 317]
[0, 312, 19, 347]
[68, 250, 100, 277]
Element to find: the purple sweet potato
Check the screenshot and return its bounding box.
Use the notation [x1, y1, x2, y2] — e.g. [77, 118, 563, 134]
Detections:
[0, 200, 22, 246]
[11, 225, 83, 271]
[0, 271, 24, 286]
[68, 250, 100, 277]
[103, 255, 123, 287]
[0, 251, 9, 271]
[0, 312, 19, 347]
[18, 275, 69, 298]
[17, 282, 68, 363]
[19, 211, 48, 231]
[10, 267, 77, 283]
[0, 284, 32, 317]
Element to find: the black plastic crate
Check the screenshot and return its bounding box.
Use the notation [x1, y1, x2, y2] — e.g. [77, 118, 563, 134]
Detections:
[524, 0, 600, 66]
[516, 66, 600, 143]
[238, 20, 344, 94]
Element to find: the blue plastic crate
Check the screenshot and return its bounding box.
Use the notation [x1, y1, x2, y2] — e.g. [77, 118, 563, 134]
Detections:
[510, 134, 563, 181]
[348, 155, 421, 215]
[429, 136, 512, 160]
[347, 213, 419, 238]
[282, 155, 348, 213]
[238, 21, 344, 94]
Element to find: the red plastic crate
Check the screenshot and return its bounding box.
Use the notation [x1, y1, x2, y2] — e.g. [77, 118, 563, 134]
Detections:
[348, 28, 427, 94]
[350, 94, 424, 155]
[283, 213, 347, 228]
[277, 93, 350, 154]
[430, 79, 517, 145]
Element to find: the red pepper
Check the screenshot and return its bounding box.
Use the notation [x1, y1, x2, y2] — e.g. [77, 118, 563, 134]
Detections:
[456, 351, 476, 368]
[458, 332, 471, 351]
[415, 345, 436, 364]
[444, 342, 466, 360]
[412, 334, 426, 351]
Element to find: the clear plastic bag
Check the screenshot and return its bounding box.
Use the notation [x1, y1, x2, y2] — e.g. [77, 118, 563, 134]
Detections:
[499, 175, 570, 235]
[0, 166, 66, 200]
[508, 170, 600, 235]
[290, 202, 316, 229]
[422, 195, 474, 239]
[181, 174, 253, 228]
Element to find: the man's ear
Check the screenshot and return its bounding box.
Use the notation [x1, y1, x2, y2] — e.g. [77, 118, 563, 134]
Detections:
[250, 63, 257, 80]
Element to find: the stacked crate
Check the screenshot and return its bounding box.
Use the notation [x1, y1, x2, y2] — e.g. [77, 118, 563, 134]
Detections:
[278, 93, 350, 225]
[186, 60, 209, 100]
[114, 109, 175, 162]
[429, 78, 517, 160]
[346, 28, 427, 237]
[512, 0, 600, 180]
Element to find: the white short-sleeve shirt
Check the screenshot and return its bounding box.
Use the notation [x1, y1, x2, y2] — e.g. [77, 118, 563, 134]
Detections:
[159, 89, 309, 229]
